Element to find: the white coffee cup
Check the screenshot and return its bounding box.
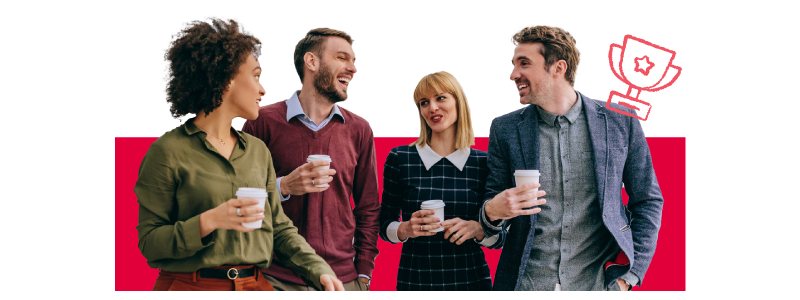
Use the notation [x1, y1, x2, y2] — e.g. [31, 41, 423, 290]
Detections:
[307, 155, 332, 188]
[514, 170, 541, 201]
[420, 200, 445, 232]
[235, 187, 268, 229]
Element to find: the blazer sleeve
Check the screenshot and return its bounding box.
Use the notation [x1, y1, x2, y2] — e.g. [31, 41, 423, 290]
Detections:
[470, 151, 501, 249]
[378, 147, 405, 243]
[480, 118, 511, 245]
[621, 111, 664, 286]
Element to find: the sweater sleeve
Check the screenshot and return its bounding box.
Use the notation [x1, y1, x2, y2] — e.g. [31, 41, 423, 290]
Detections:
[350, 127, 381, 278]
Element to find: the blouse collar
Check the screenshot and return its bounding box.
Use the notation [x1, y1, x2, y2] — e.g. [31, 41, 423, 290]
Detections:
[415, 144, 470, 171]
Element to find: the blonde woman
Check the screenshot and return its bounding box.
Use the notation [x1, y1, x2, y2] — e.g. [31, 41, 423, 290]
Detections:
[379, 71, 501, 290]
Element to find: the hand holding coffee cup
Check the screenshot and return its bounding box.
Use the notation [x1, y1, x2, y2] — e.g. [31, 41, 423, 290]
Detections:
[279, 157, 336, 196]
[420, 200, 446, 232]
[307, 155, 332, 188]
[484, 170, 547, 222]
[398, 209, 441, 240]
[199, 197, 265, 237]
[236, 187, 269, 229]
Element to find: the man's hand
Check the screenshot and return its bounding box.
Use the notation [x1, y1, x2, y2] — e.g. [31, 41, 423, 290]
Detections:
[280, 160, 336, 196]
[484, 182, 547, 221]
[320, 274, 345, 291]
[616, 278, 630, 291]
[359, 277, 370, 290]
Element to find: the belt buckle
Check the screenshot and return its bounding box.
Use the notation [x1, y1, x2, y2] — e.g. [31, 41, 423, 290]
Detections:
[226, 268, 239, 280]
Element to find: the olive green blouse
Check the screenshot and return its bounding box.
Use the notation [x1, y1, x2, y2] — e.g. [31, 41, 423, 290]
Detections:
[135, 118, 334, 289]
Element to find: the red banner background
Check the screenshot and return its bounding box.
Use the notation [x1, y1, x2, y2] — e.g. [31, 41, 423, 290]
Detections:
[115, 137, 685, 291]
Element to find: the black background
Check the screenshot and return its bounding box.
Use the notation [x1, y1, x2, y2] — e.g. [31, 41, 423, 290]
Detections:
[122, 12, 699, 137]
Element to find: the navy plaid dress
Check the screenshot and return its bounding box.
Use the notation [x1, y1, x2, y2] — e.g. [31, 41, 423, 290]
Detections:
[379, 145, 496, 291]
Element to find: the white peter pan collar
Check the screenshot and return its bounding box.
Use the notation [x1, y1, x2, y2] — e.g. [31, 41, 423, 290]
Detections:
[415, 144, 471, 171]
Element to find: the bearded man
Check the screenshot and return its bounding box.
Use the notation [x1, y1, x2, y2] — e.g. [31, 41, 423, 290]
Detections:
[242, 28, 379, 291]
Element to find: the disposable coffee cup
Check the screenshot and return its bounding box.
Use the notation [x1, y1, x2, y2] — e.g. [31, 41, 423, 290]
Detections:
[514, 169, 541, 203]
[307, 155, 332, 188]
[420, 200, 445, 232]
[235, 187, 268, 229]
[514, 170, 541, 187]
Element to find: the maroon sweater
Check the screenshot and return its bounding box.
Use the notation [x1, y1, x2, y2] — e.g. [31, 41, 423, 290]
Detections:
[242, 101, 380, 285]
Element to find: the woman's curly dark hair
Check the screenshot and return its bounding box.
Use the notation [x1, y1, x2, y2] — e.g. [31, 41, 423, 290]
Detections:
[165, 18, 261, 118]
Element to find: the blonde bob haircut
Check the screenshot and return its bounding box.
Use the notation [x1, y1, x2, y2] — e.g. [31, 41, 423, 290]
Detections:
[411, 71, 475, 149]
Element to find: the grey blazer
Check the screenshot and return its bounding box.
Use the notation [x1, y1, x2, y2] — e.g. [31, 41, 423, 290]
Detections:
[482, 92, 663, 291]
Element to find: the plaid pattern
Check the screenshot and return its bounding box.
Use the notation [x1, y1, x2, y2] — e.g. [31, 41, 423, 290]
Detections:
[379, 145, 494, 291]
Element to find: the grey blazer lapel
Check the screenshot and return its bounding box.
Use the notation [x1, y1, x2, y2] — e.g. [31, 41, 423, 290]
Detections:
[582, 93, 609, 207]
[517, 106, 539, 171]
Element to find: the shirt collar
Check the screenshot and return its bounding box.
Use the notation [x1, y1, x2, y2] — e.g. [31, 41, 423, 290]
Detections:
[415, 144, 471, 171]
[183, 117, 247, 148]
[535, 91, 583, 126]
[285, 90, 345, 123]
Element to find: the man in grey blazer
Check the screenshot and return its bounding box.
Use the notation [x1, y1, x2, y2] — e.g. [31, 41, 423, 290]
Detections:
[479, 26, 664, 291]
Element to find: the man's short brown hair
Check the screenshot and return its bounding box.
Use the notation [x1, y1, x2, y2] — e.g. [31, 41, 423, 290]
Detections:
[294, 28, 353, 82]
[512, 26, 580, 86]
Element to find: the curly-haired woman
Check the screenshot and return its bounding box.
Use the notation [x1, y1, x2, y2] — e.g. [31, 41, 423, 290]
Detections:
[135, 19, 344, 291]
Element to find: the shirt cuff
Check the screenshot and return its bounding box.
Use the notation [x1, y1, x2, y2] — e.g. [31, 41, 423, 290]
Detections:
[480, 202, 503, 231]
[182, 213, 215, 251]
[386, 221, 408, 244]
[358, 274, 371, 279]
[619, 271, 640, 289]
[479, 233, 499, 247]
[276, 177, 291, 202]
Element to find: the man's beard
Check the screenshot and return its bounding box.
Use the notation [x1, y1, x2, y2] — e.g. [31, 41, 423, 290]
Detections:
[523, 78, 555, 106]
[313, 62, 347, 104]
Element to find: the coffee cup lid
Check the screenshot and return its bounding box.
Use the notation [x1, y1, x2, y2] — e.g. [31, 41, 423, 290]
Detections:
[236, 187, 268, 198]
[514, 170, 540, 176]
[420, 200, 445, 209]
[307, 154, 332, 162]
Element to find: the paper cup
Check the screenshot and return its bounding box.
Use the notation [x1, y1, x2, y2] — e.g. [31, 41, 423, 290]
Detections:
[307, 155, 332, 188]
[514, 169, 541, 202]
[420, 200, 445, 232]
[235, 187, 268, 229]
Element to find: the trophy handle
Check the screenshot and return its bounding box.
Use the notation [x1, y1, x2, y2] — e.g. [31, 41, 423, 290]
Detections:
[608, 44, 625, 83]
[646, 65, 682, 92]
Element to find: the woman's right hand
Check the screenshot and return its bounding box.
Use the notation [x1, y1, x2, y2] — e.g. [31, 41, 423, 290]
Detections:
[199, 198, 265, 237]
[397, 209, 441, 240]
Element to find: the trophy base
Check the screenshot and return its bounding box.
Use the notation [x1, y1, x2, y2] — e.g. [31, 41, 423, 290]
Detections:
[606, 91, 652, 121]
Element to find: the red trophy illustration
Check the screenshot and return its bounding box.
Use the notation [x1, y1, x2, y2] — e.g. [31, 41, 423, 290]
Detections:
[608, 35, 681, 121]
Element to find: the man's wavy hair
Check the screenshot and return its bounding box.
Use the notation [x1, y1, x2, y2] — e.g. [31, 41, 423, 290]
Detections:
[165, 18, 261, 118]
[512, 26, 580, 86]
